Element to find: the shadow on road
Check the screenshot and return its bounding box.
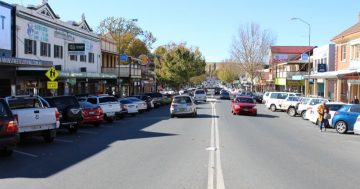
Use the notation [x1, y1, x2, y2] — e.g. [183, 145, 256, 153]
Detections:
[256, 114, 279, 118]
[0, 106, 177, 179]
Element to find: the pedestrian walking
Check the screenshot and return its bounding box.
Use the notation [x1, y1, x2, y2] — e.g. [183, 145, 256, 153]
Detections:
[353, 96, 359, 104]
[317, 101, 329, 132]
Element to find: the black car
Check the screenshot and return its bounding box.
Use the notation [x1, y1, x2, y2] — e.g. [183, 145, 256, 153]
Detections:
[144, 92, 163, 108]
[0, 99, 19, 157]
[219, 90, 231, 100]
[129, 95, 154, 110]
[254, 92, 264, 103]
[45, 96, 83, 133]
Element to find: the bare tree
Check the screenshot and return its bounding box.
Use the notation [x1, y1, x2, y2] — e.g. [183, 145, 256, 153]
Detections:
[230, 22, 276, 91]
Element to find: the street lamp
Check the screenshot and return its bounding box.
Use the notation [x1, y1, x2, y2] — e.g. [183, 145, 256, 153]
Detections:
[291, 17, 311, 96]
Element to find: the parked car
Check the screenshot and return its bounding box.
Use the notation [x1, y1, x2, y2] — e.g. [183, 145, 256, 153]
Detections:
[254, 92, 264, 103]
[5, 95, 59, 143]
[262, 92, 270, 104]
[118, 99, 138, 116]
[130, 95, 154, 109]
[307, 102, 345, 127]
[125, 97, 148, 113]
[332, 104, 360, 134]
[231, 96, 257, 116]
[170, 95, 197, 118]
[353, 115, 360, 135]
[0, 99, 19, 156]
[193, 89, 207, 103]
[145, 92, 163, 108]
[86, 95, 124, 123]
[45, 96, 83, 133]
[287, 97, 327, 119]
[265, 92, 289, 111]
[219, 90, 231, 100]
[79, 102, 104, 127]
[278, 96, 301, 111]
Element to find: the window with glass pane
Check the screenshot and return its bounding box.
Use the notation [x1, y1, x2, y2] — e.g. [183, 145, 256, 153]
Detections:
[80, 55, 87, 62]
[341, 45, 347, 61]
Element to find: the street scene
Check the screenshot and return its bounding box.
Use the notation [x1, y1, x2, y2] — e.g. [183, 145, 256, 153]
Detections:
[1, 0, 360, 189]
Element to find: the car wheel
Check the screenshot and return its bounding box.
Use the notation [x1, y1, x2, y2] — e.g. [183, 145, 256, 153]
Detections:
[43, 130, 55, 143]
[335, 121, 348, 134]
[270, 104, 277, 112]
[287, 107, 296, 117]
[106, 117, 114, 123]
[170, 114, 175, 118]
[0, 149, 13, 157]
[301, 111, 307, 120]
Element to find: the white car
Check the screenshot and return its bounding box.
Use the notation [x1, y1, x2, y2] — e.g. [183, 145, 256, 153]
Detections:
[126, 97, 148, 113]
[5, 95, 59, 143]
[297, 97, 328, 120]
[353, 115, 360, 135]
[86, 95, 124, 122]
[170, 95, 197, 118]
[307, 102, 345, 127]
[265, 92, 290, 111]
[193, 89, 207, 102]
[119, 99, 138, 116]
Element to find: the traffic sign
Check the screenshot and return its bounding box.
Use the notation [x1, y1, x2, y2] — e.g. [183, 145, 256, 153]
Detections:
[47, 81, 58, 89]
[120, 54, 128, 61]
[45, 67, 59, 81]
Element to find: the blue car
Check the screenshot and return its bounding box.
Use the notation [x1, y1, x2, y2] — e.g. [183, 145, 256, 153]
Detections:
[332, 104, 360, 134]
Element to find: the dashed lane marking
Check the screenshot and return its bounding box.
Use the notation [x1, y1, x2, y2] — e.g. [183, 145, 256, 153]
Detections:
[14, 150, 38, 158]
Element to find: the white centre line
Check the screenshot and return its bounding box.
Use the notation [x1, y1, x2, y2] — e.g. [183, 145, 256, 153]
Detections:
[14, 150, 38, 158]
[207, 100, 225, 189]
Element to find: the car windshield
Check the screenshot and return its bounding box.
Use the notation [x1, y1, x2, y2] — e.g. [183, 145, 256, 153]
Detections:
[7, 98, 42, 109]
[120, 99, 132, 104]
[301, 98, 310, 104]
[127, 98, 141, 102]
[80, 102, 96, 108]
[173, 97, 192, 104]
[47, 96, 79, 110]
[99, 97, 118, 103]
[236, 98, 254, 103]
[195, 90, 205, 94]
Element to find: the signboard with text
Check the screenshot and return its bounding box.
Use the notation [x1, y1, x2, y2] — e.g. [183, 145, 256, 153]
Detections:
[0, 2, 12, 56]
[47, 81, 58, 89]
[68, 43, 85, 52]
[318, 64, 327, 72]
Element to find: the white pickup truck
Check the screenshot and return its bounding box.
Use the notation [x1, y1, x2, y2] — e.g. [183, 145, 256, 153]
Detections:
[5, 96, 59, 143]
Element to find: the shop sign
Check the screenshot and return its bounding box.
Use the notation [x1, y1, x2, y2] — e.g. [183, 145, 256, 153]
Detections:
[54, 30, 75, 41]
[286, 80, 305, 86]
[47, 81, 58, 89]
[0, 3, 12, 51]
[292, 75, 304, 80]
[27, 22, 49, 42]
[318, 64, 327, 72]
[275, 78, 286, 85]
[68, 43, 85, 52]
[0, 57, 52, 66]
[348, 80, 360, 84]
[45, 67, 59, 81]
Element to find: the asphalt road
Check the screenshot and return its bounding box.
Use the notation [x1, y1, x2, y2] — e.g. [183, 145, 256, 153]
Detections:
[2, 98, 360, 189]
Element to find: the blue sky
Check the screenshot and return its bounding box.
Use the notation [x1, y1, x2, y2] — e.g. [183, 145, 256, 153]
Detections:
[5, 0, 360, 62]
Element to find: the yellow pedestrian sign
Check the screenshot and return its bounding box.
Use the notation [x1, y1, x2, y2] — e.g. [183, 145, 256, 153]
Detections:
[45, 67, 59, 81]
[47, 81, 58, 89]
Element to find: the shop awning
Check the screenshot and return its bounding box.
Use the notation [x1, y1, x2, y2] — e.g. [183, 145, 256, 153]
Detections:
[59, 72, 117, 79]
[306, 70, 359, 79]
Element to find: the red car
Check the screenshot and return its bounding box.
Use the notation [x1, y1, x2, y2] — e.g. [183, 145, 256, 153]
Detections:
[231, 96, 257, 116]
[80, 102, 104, 127]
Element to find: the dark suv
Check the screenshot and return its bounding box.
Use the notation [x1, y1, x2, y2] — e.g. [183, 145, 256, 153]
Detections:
[0, 99, 19, 157]
[45, 96, 82, 133]
[144, 92, 163, 108]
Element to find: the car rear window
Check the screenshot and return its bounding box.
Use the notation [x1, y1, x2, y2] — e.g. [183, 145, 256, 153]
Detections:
[120, 99, 132, 104]
[195, 90, 205, 94]
[87, 98, 98, 104]
[173, 97, 192, 104]
[99, 97, 118, 103]
[328, 104, 343, 111]
[236, 97, 254, 104]
[8, 98, 43, 109]
[80, 102, 96, 108]
[350, 105, 360, 113]
[48, 96, 79, 110]
[0, 101, 11, 118]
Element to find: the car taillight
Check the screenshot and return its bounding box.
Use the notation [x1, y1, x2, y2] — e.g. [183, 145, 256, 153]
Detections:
[55, 110, 60, 121]
[334, 111, 339, 116]
[6, 120, 18, 134]
[96, 107, 103, 115]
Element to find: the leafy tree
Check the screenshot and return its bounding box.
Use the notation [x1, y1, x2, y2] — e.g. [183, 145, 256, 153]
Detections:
[190, 74, 207, 86]
[154, 43, 206, 89]
[97, 17, 155, 58]
[230, 22, 276, 91]
[216, 63, 241, 84]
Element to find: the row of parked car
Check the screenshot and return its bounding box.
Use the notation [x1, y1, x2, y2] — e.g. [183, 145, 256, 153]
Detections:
[263, 91, 360, 135]
[0, 92, 170, 157]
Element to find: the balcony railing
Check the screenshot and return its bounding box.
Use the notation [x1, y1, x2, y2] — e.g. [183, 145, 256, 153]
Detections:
[102, 65, 141, 78]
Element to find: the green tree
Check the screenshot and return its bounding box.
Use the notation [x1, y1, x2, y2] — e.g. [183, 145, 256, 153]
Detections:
[216, 63, 241, 84]
[190, 74, 207, 86]
[154, 43, 206, 89]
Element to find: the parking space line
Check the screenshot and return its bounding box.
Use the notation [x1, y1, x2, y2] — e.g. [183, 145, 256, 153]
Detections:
[78, 130, 98, 135]
[14, 150, 38, 158]
[55, 138, 74, 143]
